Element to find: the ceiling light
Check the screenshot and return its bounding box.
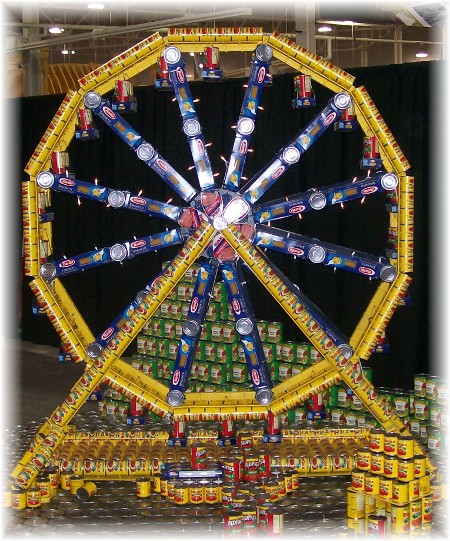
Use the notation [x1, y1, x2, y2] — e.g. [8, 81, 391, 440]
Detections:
[317, 25, 332, 33]
[49, 26, 64, 34]
[87, 3, 105, 9]
[61, 48, 69, 55]
[415, 50, 429, 58]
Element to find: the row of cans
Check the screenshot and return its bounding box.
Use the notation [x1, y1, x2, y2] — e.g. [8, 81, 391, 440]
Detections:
[413, 373, 446, 404]
[347, 491, 433, 535]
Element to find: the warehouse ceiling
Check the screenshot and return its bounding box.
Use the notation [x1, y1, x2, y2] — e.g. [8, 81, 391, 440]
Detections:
[3, 0, 448, 76]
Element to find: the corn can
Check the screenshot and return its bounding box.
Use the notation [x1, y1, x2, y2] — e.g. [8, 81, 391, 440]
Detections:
[135, 477, 151, 498]
[390, 503, 410, 534]
[392, 480, 409, 504]
[347, 488, 365, 518]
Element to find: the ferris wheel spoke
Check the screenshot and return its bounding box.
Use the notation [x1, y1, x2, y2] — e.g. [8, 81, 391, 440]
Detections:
[253, 171, 399, 223]
[223, 44, 273, 191]
[39, 229, 184, 282]
[167, 259, 219, 407]
[255, 224, 397, 282]
[222, 225, 353, 360]
[84, 91, 198, 202]
[221, 260, 274, 405]
[164, 46, 216, 191]
[241, 92, 352, 204]
[36, 171, 184, 221]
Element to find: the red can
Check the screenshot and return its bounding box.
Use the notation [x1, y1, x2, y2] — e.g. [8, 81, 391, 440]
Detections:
[171, 420, 185, 438]
[51, 151, 70, 174]
[294, 74, 312, 98]
[191, 442, 206, 470]
[223, 458, 241, 483]
[363, 135, 380, 159]
[205, 45, 220, 69]
[267, 411, 281, 434]
[367, 514, 387, 537]
[221, 420, 235, 437]
[244, 454, 260, 482]
[224, 510, 242, 534]
[266, 506, 284, 534]
[258, 450, 271, 478]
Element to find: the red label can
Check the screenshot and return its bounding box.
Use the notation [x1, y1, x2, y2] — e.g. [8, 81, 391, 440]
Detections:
[224, 510, 242, 534]
[191, 442, 206, 470]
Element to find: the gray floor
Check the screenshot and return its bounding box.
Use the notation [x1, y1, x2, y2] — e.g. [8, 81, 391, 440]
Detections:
[6, 339, 97, 429]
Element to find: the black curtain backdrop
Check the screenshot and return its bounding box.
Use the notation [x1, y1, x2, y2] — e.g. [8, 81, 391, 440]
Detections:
[18, 60, 436, 389]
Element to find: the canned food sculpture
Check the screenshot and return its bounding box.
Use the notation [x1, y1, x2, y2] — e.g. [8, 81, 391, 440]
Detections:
[18, 27, 425, 493]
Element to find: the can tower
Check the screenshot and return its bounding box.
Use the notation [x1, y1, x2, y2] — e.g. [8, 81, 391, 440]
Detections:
[17, 27, 427, 488]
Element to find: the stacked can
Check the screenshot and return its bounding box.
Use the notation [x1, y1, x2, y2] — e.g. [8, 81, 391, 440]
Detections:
[348, 428, 433, 536]
[410, 373, 446, 456]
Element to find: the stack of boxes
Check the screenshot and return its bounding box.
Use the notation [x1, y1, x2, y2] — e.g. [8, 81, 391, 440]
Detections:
[347, 428, 433, 536]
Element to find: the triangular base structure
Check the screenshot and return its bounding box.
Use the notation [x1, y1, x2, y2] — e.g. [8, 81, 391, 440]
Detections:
[15, 28, 434, 490]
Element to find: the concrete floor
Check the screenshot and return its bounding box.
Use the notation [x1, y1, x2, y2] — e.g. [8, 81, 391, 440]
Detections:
[5, 339, 97, 429]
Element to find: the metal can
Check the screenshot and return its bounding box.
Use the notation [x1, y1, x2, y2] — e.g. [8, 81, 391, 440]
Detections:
[266, 505, 284, 534]
[173, 481, 189, 505]
[425, 376, 439, 400]
[364, 474, 379, 496]
[414, 374, 428, 397]
[419, 475, 430, 496]
[430, 402, 442, 427]
[367, 514, 387, 537]
[397, 436, 415, 459]
[241, 502, 257, 529]
[189, 482, 204, 504]
[224, 509, 242, 534]
[422, 494, 433, 523]
[379, 477, 392, 500]
[370, 453, 384, 475]
[135, 477, 151, 498]
[36, 473, 52, 503]
[413, 397, 429, 420]
[390, 503, 410, 534]
[383, 433, 398, 456]
[258, 450, 271, 478]
[267, 322, 283, 343]
[351, 469, 365, 491]
[365, 494, 376, 515]
[392, 480, 409, 504]
[191, 442, 206, 469]
[59, 469, 72, 491]
[244, 454, 260, 482]
[427, 427, 441, 451]
[204, 482, 219, 504]
[398, 459, 415, 482]
[347, 489, 365, 519]
[10, 487, 26, 510]
[76, 481, 97, 501]
[26, 486, 41, 508]
[392, 390, 410, 418]
[409, 478, 420, 500]
[263, 480, 279, 502]
[356, 447, 371, 470]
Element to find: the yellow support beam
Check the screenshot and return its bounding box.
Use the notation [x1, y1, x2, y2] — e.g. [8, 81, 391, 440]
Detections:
[398, 175, 414, 273]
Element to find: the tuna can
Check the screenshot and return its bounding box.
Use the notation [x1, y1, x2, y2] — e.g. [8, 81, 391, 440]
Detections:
[11, 487, 27, 510]
[414, 374, 428, 397]
[364, 474, 379, 496]
[409, 499, 422, 530]
[422, 494, 433, 523]
[356, 447, 371, 470]
[347, 489, 365, 519]
[370, 453, 384, 475]
[189, 482, 204, 504]
[26, 486, 41, 508]
[351, 469, 365, 491]
[76, 481, 97, 501]
[379, 478, 392, 500]
[390, 503, 410, 534]
[409, 478, 420, 500]
[224, 510, 242, 534]
[135, 477, 151, 498]
[383, 433, 398, 456]
[266, 505, 284, 534]
[204, 482, 219, 504]
[384, 455, 398, 478]
[367, 514, 387, 537]
[392, 480, 409, 504]
[190, 442, 206, 469]
[397, 436, 414, 459]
